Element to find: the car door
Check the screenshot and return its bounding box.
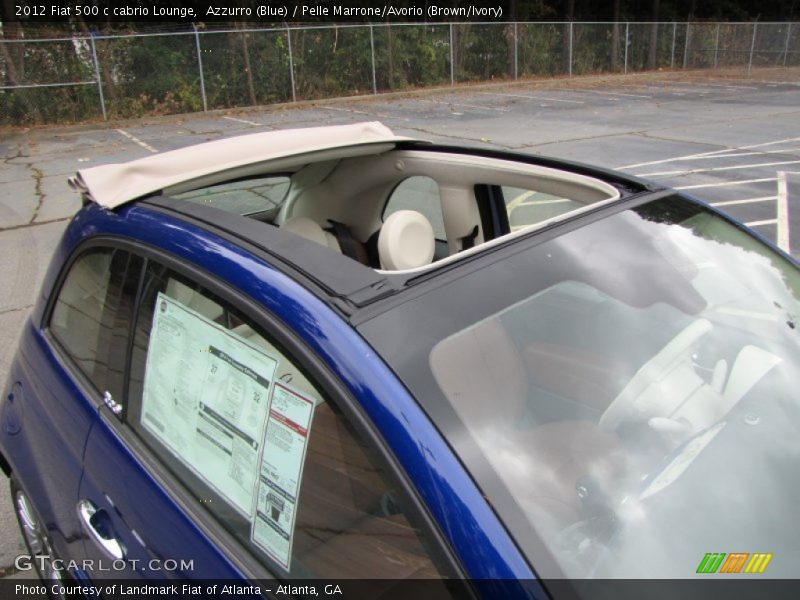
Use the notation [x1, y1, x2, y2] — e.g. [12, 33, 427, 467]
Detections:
[77, 247, 457, 589]
[6, 244, 139, 570]
[76, 253, 258, 581]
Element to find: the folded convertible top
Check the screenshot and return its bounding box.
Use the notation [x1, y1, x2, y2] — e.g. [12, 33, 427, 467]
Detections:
[69, 121, 417, 208]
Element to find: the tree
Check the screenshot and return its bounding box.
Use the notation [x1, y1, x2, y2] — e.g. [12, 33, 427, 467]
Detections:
[1, 0, 25, 85]
[236, 22, 257, 105]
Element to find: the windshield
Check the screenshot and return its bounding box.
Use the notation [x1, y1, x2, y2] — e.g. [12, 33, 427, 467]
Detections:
[359, 196, 800, 579]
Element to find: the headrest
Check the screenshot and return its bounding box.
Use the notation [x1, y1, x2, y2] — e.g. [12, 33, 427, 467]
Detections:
[378, 210, 436, 271]
[282, 217, 341, 253]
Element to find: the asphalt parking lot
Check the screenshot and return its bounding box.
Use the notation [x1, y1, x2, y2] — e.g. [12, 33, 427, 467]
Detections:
[0, 66, 798, 577]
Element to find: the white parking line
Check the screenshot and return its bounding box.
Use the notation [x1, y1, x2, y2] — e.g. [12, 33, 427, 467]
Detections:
[620, 136, 800, 169]
[745, 218, 779, 227]
[639, 159, 800, 178]
[637, 148, 800, 162]
[115, 129, 157, 153]
[633, 85, 695, 95]
[572, 89, 651, 99]
[321, 105, 392, 118]
[506, 190, 534, 210]
[675, 177, 776, 190]
[419, 99, 508, 112]
[519, 198, 572, 206]
[685, 82, 759, 90]
[711, 196, 776, 207]
[776, 171, 790, 253]
[222, 116, 262, 126]
[751, 80, 800, 87]
[481, 92, 585, 104]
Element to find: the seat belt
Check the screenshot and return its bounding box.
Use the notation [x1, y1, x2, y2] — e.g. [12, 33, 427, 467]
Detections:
[461, 225, 480, 250]
[328, 220, 370, 265]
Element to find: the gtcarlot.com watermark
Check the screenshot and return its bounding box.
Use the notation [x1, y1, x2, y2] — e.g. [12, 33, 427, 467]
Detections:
[15, 554, 193, 573]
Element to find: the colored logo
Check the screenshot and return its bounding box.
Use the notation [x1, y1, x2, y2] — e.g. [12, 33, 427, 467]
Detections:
[696, 552, 773, 574]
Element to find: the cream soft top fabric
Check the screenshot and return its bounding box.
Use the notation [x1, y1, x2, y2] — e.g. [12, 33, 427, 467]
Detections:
[69, 121, 412, 208]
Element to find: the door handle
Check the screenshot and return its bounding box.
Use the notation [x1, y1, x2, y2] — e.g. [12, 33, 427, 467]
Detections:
[77, 499, 124, 560]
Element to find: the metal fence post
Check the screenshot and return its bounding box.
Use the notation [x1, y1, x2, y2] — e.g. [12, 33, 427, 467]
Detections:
[624, 22, 629, 74]
[193, 25, 208, 112]
[513, 22, 518, 80]
[568, 22, 573, 77]
[369, 25, 377, 94]
[88, 34, 107, 121]
[286, 28, 297, 102]
[671, 22, 677, 68]
[449, 23, 455, 85]
[748, 22, 757, 75]
[784, 23, 792, 67]
[714, 23, 720, 68]
[683, 22, 691, 69]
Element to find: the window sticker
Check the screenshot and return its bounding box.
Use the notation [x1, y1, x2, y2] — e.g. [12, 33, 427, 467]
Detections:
[251, 382, 316, 570]
[141, 292, 277, 516]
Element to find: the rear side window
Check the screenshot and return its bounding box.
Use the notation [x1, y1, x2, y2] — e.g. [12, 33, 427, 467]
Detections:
[384, 176, 447, 241]
[501, 185, 584, 231]
[49, 247, 141, 401]
[172, 175, 290, 217]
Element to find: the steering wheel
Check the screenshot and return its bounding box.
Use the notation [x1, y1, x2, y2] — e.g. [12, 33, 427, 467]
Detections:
[598, 319, 712, 432]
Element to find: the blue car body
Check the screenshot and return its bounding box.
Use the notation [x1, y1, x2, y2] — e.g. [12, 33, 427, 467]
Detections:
[1, 201, 537, 593]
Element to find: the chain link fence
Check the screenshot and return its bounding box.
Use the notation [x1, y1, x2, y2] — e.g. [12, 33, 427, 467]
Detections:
[2, 21, 799, 125]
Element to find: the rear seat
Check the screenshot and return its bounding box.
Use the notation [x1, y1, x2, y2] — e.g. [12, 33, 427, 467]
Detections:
[282, 216, 373, 266]
[282, 217, 341, 253]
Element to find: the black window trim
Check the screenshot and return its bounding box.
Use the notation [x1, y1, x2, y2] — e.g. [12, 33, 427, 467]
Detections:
[474, 184, 510, 241]
[53, 235, 468, 587]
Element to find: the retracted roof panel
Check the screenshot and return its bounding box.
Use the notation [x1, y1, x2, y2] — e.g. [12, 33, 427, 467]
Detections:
[69, 122, 418, 208]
